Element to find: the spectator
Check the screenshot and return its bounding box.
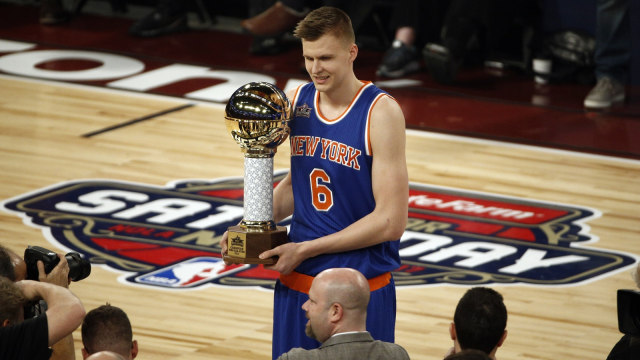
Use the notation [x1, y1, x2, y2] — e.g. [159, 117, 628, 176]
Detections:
[276, 268, 410, 360]
[0, 276, 85, 360]
[82, 304, 138, 360]
[129, 0, 188, 37]
[446, 287, 508, 360]
[422, 0, 538, 84]
[376, 0, 447, 78]
[242, 1, 309, 37]
[243, 0, 309, 56]
[40, 0, 70, 25]
[0, 244, 77, 360]
[583, 0, 630, 109]
[242, 1, 350, 56]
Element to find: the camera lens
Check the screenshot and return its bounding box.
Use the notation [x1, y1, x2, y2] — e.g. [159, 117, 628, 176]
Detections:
[24, 246, 91, 282]
[65, 252, 91, 281]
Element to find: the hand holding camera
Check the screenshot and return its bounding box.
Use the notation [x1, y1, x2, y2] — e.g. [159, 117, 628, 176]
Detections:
[36, 252, 70, 288]
[24, 245, 91, 285]
[22, 245, 91, 318]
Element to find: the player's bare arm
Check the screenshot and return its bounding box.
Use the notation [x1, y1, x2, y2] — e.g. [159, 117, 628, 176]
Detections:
[262, 94, 409, 274]
[271, 89, 298, 224]
[273, 171, 294, 223]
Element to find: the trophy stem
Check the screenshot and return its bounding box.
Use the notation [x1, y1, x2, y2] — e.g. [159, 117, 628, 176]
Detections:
[244, 156, 274, 225]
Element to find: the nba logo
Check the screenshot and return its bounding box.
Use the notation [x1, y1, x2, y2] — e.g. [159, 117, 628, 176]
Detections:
[134, 257, 248, 288]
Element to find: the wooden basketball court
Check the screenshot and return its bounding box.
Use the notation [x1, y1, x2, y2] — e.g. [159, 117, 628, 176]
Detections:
[0, 73, 638, 360]
[1, 1, 639, 358]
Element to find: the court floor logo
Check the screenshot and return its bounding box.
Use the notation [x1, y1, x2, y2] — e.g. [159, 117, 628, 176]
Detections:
[2, 172, 636, 290]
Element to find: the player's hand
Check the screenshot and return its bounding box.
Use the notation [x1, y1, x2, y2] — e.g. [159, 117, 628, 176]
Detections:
[38, 254, 70, 288]
[220, 230, 230, 265]
[260, 242, 305, 275]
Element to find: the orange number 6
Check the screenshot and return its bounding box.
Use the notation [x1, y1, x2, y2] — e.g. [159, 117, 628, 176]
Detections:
[310, 168, 333, 211]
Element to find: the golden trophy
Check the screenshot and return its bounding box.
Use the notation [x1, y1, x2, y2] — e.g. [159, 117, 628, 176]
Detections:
[224, 82, 291, 264]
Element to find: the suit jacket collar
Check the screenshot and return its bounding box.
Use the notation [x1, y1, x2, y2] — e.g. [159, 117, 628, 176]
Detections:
[320, 332, 374, 348]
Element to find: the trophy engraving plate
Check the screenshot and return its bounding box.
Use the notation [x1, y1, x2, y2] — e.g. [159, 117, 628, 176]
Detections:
[227, 230, 247, 259]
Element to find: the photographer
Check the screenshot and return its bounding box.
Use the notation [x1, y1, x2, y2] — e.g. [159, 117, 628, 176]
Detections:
[0, 276, 85, 359]
[0, 244, 84, 360]
[606, 262, 640, 360]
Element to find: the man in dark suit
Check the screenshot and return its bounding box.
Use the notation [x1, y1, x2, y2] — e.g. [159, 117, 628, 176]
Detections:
[276, 267, 409, 360]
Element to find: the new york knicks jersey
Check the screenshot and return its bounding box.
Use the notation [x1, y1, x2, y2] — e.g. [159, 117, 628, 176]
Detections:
[287, 81, 401, 279]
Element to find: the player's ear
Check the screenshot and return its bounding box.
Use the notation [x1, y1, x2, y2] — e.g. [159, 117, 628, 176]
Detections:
[348, 43, 358, 63]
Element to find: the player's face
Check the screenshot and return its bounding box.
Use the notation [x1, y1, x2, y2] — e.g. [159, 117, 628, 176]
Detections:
[301, 33, 356, 93]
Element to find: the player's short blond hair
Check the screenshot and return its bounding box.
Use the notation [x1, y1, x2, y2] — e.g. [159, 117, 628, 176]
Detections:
[293, 6, 355, 45]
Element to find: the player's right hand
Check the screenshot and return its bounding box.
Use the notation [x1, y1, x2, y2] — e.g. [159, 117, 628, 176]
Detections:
[220, 230, 230, 265]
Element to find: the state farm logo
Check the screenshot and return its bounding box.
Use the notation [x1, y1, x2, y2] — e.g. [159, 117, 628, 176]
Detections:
[1, 173, 636, 290]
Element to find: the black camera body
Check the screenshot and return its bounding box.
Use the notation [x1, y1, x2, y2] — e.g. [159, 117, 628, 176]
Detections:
[24, 245, 91, 282]
[22, 246, 91, 319]
[618, 289, 640, 335]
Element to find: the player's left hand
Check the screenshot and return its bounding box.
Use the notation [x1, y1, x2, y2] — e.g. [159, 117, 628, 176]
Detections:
[260, 242, 305, 275]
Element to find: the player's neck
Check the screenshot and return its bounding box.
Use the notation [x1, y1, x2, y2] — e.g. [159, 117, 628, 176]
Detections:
[318, 75, 362, 113]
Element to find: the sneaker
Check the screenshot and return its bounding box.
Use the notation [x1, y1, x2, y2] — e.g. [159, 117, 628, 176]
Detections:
[376, 40, 420, 78]
[249, 35, 287, 56]
[40, 0, 70, 25]
[583, 77, 625, 109]
[423, 43, 462, 84]
[129, 5, 188, 37]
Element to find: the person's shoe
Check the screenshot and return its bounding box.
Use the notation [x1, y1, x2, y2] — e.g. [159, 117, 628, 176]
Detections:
[40, 0, 70, 25]
[583, 77, 625, 109]
[249, 35, 287, 56]
[376, 40, 420, 78]
[241, 1, 305, 37]
[129, 5, 188, 37]
[423, 43, 462, 84]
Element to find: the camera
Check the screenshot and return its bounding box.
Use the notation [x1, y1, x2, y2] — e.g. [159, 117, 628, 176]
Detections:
[24, 245, 91, 282]
[22, 246, 91, 319]
[618, 289, 640, 335]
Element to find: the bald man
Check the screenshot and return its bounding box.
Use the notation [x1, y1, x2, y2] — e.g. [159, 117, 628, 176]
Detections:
[277, 268, 409, 360]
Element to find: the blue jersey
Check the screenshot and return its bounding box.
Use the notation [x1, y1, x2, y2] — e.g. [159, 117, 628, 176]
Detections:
[287, 81, 401, 279]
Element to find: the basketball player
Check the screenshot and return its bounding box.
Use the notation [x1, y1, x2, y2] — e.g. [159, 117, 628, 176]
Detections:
[222, 6, 409, 359]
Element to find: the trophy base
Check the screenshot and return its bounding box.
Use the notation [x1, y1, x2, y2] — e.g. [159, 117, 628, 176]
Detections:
[224, 225, 289, 265]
